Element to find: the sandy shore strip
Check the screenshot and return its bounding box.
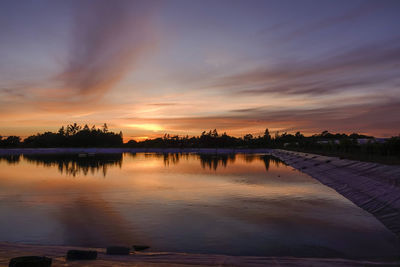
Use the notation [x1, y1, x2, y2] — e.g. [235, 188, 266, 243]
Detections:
[0, 242, 398, 267]
[271, 149, 400, 238]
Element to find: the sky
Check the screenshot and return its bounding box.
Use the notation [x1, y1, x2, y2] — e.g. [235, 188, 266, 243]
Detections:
[1, 0, 400, 141]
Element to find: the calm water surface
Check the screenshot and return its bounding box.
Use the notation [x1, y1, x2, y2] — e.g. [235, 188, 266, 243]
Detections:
[0, 153, 399, 259]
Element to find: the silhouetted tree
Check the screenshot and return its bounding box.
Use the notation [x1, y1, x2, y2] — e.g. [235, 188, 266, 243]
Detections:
[21, 123, 122, 148]
[58, 126, 65, 136]
[0, 136, 21, 147]
[102, 123, 108, 133]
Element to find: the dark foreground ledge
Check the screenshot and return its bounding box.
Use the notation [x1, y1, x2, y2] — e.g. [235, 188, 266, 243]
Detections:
[0, 242, 398, 267]
[271, 149, 400, 238]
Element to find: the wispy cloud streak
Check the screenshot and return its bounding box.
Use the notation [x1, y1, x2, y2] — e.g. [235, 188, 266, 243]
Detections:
[279, 0, 385, 42]
[216, 38, 400, 96]
[56, 0, 157, 101]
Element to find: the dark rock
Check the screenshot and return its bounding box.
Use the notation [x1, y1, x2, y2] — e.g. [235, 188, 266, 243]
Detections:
[132, 245, 150, 251]
[9, 256, 52, 267]
[106, 246, 131, 255]
[66, 250, 97, 260]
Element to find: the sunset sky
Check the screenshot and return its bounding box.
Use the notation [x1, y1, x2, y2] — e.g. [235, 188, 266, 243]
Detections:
[1, 0, 399, 141]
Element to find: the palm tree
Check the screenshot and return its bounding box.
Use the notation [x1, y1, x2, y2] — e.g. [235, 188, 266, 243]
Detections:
[68, 123, 81, 135]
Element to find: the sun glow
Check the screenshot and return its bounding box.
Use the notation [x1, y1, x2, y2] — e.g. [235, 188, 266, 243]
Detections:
[125, 124, 164, 132]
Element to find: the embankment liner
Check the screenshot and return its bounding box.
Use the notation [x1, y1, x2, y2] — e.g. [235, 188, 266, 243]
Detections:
[271, 149, 400, 238]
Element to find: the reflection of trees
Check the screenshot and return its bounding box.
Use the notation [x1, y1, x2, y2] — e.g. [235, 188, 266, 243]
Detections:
[141, 152, 182, 166]
[260, 155, 284, 171]
[24, 153, 122, 177]
[199, 154, 236, 170]
[243, 154, 257, 163]
[128, 152, 191, 167]
[19, 152, 285, 175]
[124, 152, 137, 161]
[198, 154, 284, 171]
[0, 154, 21, 164]
[163, 153, 179, 166]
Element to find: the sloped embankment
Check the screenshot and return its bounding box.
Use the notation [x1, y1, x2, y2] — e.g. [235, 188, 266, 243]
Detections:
[271, 149, 400, 238]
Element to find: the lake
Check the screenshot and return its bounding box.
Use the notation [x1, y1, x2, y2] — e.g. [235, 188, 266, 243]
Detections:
[0, 152, 398, 259]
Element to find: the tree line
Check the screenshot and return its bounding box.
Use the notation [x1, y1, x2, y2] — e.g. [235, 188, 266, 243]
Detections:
[0, 123, 123, 148]
[126, 129, 400, 160]
[1, 124, 399, 162]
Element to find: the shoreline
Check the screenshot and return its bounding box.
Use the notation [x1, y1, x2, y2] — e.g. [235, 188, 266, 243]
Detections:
[0, 148, 273, 155]
[0, 242, 398, 267]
